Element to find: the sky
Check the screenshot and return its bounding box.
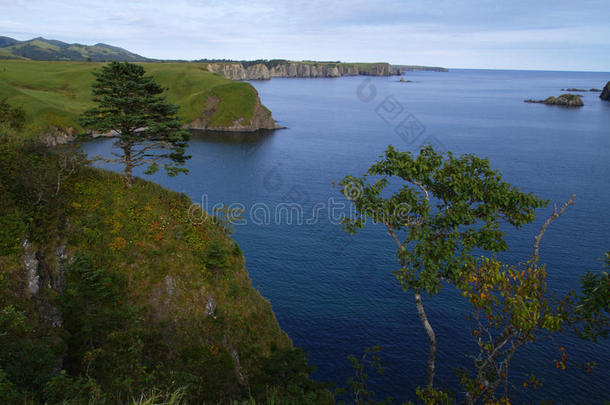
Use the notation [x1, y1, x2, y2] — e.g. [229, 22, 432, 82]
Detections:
[1, 0, 609, 71]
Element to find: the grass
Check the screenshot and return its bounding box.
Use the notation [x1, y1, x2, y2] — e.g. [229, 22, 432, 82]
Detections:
[207, 82, 257, 127]
[0, 60, 260, 136]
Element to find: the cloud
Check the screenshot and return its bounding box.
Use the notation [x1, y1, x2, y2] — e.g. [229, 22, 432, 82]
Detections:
[0, 0, 608, 70]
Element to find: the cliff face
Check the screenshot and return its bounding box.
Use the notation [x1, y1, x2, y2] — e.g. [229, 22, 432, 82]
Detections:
[206, 62, 271, 80]
[206, 61, 398, 81]
[392, 65, 449, 72]
[600, 81, 610, 101]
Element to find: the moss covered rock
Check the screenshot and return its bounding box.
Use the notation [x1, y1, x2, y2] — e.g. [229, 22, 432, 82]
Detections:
[524, 93, 584, 107]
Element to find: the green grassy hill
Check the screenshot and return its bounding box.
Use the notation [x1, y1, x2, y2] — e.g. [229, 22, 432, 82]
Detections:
[0, 60, 267, 136]
[0, 37, 149, 62]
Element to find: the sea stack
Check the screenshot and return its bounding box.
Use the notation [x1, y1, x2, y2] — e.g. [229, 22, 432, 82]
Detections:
[600, 81, 610, 101]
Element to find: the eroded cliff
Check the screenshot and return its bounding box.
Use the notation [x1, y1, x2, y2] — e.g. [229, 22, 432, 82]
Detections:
[206, 61, 398, 81]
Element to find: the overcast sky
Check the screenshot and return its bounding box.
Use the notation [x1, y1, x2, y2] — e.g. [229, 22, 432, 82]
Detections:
[1, 0, 609, 71]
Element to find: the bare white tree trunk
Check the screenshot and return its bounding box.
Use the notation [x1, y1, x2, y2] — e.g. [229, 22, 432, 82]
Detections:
[415, 289, 437, 388]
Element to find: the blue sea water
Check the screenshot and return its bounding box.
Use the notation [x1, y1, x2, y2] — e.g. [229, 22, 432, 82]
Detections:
[83, 69, 610, 403]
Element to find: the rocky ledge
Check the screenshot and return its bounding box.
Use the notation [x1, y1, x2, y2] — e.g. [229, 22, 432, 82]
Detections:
[600, 82, 610, 101]
[524, 93, 584, 107]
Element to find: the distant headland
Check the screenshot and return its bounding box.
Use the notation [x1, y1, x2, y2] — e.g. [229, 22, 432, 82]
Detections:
[202, 60, 398, 80]
[0, 36, 448, 80]
[201, 60, 449, 81]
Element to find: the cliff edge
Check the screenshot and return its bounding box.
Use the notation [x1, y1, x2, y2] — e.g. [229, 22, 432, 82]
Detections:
[206, 60, 398, 81]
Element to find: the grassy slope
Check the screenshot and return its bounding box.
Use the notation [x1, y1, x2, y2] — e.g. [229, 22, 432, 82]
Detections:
[0, 141, 294, 399]
[67, 167, 292, 362]
[0, 60, 258, 136]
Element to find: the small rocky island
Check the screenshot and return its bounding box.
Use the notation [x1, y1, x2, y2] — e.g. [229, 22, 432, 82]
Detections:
[524, 93, 584, 107]
[600, 81, 610, 101]
[561, 88, 600, 92]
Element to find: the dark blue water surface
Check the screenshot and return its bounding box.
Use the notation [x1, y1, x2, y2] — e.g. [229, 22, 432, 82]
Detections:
[84, 70, 610, 403]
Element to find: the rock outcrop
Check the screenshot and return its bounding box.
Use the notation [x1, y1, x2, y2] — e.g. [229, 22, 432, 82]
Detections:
[206, 61, 398, 81]
[23, 240, 41, 296]
[41, 126, 79, 146]
[524, 93, 584, 107]
[600, 82, 610, 101]
[206, 63, 271, 80]
[187, 88, 279, 132]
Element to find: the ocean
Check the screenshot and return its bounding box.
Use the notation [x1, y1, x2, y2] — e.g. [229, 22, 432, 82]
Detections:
[83, 69, 610, 402]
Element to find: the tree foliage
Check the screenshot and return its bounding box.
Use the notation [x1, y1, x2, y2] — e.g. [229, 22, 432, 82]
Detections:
[573, 252, 610, 342]
[80, 61, 190, 187]
[338, 145, 547, 388]
[339, 145, 609, 403]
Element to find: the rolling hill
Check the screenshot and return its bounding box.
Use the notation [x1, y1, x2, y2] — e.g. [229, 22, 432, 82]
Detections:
[0, 60, 277, 136]
[0, 36, 149, 62]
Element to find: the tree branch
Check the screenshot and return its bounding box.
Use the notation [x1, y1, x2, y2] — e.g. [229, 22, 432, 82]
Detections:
[532, 195, 575, 262]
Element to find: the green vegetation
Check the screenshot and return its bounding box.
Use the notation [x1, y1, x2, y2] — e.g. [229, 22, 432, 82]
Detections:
[524, 93, 584, 107]
[80, 62, 190, 187]
[206, 82, 257, 127]
[339, 145, 609, 403]
[0, 36, 149, 62]
[339, 145, 548, 389]
[0, 98, 26, 130]
[0, 60, 262, 136]
[0, 133, 331, 404]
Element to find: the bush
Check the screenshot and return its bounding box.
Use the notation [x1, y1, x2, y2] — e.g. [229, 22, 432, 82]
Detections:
[0, 98, 26, 130]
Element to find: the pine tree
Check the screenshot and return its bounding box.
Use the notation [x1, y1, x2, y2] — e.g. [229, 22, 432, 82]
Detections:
[80, 61, 190, 187]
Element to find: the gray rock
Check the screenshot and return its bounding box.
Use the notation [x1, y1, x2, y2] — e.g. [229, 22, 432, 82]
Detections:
[600, 82, 610, 101]
[208, 61, 397, 81]
[22, 240, 40, 296]
[165, 275, 175, 297]
[52, 244, 68, 292]
[231, 349, 246, 384]
[41, 126, 78, 146]
[205, 296, 216, 318]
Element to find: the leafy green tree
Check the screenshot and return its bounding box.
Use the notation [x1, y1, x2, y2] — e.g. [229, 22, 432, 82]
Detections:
[574, 251, 610, 342]
[338, 145, 547, 389]
[80, 61, 190, 187]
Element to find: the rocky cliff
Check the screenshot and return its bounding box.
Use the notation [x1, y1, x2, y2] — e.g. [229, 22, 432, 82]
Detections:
[392, 64, 449, 72]
[600, 81, 610, 101]
[206, 61, 398, 81]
